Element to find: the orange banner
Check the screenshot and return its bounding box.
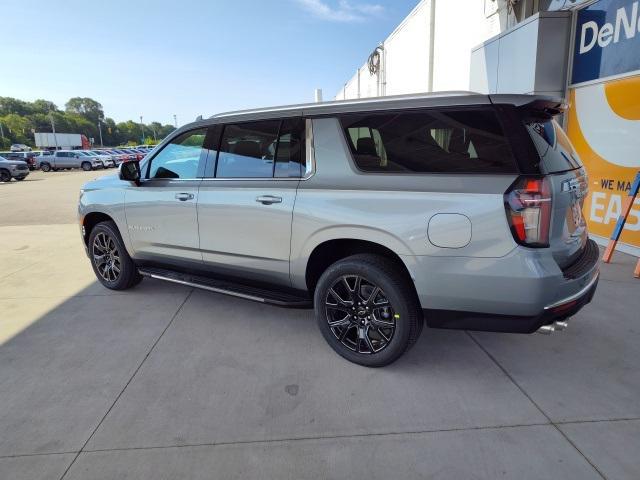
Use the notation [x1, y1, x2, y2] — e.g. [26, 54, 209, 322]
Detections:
[566, 75, 640, 252]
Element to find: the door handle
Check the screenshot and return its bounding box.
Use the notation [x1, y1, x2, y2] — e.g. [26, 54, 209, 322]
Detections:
[256, 195, 282, 205]
[175, 192, 194, 201]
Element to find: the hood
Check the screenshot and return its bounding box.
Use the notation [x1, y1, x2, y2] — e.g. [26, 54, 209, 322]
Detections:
[0, 158, 27, 167]
[81, 173, 122, 191]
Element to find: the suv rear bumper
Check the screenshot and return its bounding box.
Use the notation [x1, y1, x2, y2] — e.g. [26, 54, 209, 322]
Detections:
[404, 239, 600, 333]
[423, 271, 598, 333]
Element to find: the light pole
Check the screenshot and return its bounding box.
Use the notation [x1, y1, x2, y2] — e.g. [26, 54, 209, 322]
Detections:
[49, 111, 59, 150]
[97, 118, 104, 147]
[173, 114, 177, 128]
[140, 115, 145, 143]
[0, 121, 4, 143]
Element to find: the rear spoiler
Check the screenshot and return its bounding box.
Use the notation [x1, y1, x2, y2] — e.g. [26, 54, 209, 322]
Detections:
[489, 94, 568, 120]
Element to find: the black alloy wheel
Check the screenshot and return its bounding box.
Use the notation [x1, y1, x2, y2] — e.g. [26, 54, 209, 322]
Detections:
[88, 220, 142, 290]
[92, 232, 122, 283]
[314, 254, 423, 367]
[325, 275, 396, 354]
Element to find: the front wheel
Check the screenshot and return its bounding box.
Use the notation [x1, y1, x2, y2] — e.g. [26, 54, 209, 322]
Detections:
[314, 254, 423, 367]
[88, 221, 142, 290]
[41, 163, 51, 172]
[81, 162, 92, 171]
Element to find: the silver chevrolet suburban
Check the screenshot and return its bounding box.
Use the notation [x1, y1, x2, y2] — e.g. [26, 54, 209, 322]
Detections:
[79, 92, 599, 366]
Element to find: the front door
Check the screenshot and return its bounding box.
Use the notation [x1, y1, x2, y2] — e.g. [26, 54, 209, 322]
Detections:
[124, 128, 209, 265]
[197, 118, 305, 286]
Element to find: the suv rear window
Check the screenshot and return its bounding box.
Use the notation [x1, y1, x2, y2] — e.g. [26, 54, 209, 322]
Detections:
[525, 119, 582, 173]
[339, 108, 517, 174]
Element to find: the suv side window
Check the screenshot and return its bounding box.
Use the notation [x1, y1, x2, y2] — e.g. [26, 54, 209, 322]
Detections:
[212, 118, 305, 179]
[216, 120, 280, 178]
[147, 129, 206, 179]
[339, 108, 517, 174]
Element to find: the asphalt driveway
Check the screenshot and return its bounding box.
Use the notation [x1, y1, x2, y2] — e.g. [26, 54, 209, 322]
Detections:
[1, 170, 638, 479]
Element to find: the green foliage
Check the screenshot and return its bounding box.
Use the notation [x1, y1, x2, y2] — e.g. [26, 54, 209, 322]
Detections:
[0, 96, 175, 148]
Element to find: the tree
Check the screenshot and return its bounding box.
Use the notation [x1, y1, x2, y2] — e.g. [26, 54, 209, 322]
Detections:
[31, 99, 58, 115]
[65, 97, 104, 125]
[0, 97, 32, 116]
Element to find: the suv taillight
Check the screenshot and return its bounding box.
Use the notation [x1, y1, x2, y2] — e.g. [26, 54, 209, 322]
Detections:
[504, 176, 552, 248]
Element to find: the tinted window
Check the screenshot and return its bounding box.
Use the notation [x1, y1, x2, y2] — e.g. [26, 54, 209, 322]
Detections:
[526, 119, 582, 173]
[148, 129, 206, 179]
[216, 120, 280, 178]
[274, 118, 305, 178]
[340, 109, 517, 173]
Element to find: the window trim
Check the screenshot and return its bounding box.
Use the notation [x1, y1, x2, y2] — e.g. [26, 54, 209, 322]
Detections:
[336, 105, 521, 176]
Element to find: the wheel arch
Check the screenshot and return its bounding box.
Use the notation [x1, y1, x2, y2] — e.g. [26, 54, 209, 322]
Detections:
[82, 212, 116, 246]
[303, 237, 417, 299]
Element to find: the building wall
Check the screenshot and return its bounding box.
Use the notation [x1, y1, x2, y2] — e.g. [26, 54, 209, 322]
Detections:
[335, 0, 502, 100]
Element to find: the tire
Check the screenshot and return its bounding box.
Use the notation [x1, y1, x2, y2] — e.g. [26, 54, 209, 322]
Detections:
[0, 170, 11, 182]
[88, 221, 143, 290]
[81, 161, 92, 171]
[40, 162, 51, 172]
[314, 254, 423, 367]
[15, 177, 25, 181]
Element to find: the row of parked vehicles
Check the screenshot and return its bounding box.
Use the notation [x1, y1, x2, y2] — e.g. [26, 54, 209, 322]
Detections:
[0, 146, 154, 180]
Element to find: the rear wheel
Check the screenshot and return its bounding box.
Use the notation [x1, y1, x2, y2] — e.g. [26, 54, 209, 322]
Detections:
[88, 221, 142, 290]
[314, 254, 422, 367]
[0, 170, 11, 182]
[81, 161, 92, 171]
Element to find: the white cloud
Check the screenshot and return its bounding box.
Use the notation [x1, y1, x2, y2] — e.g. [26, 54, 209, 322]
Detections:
[296, 0, 384, 22]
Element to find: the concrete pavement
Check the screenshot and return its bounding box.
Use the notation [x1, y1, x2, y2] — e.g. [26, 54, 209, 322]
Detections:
[1, 170, 639, 479]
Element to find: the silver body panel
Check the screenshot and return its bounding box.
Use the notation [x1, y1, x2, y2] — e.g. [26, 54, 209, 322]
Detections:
[79, 92, 597, 322]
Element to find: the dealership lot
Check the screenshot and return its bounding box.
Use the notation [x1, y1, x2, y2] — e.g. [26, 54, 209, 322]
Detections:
[0, 170, 639, 479]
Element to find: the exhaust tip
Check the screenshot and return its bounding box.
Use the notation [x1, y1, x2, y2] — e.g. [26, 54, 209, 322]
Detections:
[554, 320, 569, 331]
[537, 324, 555, 335]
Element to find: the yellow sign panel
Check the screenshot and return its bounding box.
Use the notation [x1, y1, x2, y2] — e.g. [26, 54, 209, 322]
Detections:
[566, 75, 640, 252]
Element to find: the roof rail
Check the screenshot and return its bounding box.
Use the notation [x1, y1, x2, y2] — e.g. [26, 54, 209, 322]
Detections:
[211, 90, 484, 119]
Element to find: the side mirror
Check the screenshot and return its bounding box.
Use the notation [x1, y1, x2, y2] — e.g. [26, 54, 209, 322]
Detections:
[120, 160, 141, 185]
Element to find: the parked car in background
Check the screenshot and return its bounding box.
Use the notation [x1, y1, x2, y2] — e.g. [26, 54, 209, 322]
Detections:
[100, 149, 127, 166]
[84, 150, 115, 168]
[79, 92, 599, 367]
[40, 150, 103, 172]
[121, 148, 145, 161]
[0, 151, 39, 170]
[10, 143, 31, 152]
[0, 155, 30, 181]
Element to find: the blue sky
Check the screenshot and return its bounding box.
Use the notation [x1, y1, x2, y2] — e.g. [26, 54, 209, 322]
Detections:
[3, 0, 418, 125]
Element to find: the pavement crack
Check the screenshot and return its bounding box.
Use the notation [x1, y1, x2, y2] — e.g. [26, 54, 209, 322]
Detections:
[466, 331, 608, 480]
[57, 288, 194, 480]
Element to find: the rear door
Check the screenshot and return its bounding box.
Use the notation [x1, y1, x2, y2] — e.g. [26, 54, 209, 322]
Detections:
[196, 118, 305, 286]
[526, 119, 588, 268]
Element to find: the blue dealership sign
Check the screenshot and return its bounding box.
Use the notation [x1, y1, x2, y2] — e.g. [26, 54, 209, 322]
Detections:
[572, 0, 640, 84]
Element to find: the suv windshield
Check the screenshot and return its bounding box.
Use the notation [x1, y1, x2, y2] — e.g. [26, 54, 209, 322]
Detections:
[525, 119, 582, 174]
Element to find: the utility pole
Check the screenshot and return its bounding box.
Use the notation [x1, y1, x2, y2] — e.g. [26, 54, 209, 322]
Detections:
[140, 115, 145, 142]
[173, 114, 177, 128]
[97, 118, 104, 147]
[49, 111, 59, 150]
[0, 121, 4, 142]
